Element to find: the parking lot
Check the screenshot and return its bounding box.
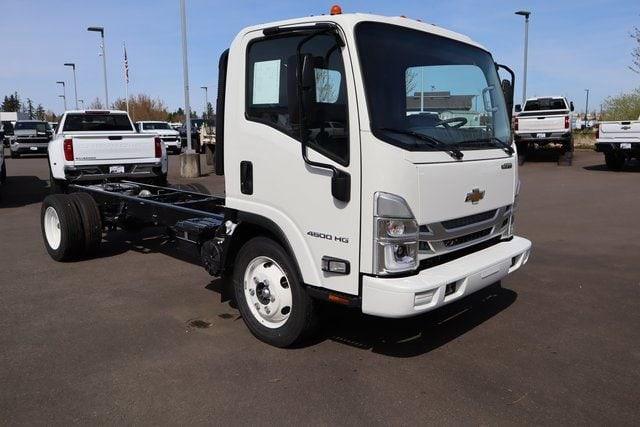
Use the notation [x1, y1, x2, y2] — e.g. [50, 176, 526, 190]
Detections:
[0, 150, 639, 424]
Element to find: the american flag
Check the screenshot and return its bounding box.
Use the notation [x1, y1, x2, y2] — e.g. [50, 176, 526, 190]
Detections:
[123, 44, 129, 84]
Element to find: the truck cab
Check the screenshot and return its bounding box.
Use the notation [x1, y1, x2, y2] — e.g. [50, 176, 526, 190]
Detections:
[215, 13, 530, 334]
[136, 120, 182, 154]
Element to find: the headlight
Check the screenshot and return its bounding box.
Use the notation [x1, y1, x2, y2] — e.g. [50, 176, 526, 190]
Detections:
[373, 192, 419, 275]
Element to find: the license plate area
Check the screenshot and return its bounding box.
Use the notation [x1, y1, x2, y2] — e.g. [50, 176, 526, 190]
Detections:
[30, 146, 38, 151]
[620, 143, 632, 149]
[109, 165, 125, 174]
[536, 133, 546, 139]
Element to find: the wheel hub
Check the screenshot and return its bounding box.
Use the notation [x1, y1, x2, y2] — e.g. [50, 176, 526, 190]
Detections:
[243, 256, 293, 329]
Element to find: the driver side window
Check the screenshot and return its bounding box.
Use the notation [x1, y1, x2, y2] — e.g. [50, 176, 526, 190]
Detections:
[246, 33, 349, 166]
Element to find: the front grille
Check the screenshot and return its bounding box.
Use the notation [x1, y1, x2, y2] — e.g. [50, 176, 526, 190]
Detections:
[441, 210, 496, 230]
[443, 227, 492, 248]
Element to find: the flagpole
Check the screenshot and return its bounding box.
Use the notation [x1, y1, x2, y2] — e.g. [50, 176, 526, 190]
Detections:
[123, 41, 129, 115]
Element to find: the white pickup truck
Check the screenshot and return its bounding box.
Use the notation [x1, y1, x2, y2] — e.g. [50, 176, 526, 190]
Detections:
[0, 125, 5, 190]
[595, 117, 640, 170]
[135, 121, 182, 154]
[514, 96, 575, 165]
[48, 110, 168, 192]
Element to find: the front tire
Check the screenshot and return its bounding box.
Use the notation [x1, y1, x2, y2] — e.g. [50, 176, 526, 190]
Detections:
[233, 237, 317, 347]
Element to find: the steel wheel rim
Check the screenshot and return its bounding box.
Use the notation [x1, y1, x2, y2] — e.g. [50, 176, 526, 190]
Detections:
[243, 256, 292, 329]
[44, 206, 61, 250]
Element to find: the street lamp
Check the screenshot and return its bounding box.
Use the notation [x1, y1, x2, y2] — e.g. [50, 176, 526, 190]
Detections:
[200, 86, 208, 119]
[584, 89, 590, 129]
[56, 81, 67, 110]
[87, 26, 109, 107]
[515, 10, 531, 106]
[78, 99, 85, 109]
[58, 94, 66, 111]
[63, 63, 78, 109]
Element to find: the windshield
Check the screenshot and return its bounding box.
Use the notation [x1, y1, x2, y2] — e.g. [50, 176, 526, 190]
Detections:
[63, 113, 133, 132]
[524, 98, 567, 111]
[355, 22, 510, 151]
[143, 122, 171, 130]
[15, 122, 48, 133]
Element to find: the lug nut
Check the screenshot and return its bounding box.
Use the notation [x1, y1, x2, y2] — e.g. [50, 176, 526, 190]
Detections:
[249, 289, 255, 296]
[265, 307, 270, 314]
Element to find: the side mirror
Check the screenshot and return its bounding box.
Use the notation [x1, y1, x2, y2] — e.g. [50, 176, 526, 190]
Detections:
[515, 104, 522, 113]
[570, 101, 575, 112]
[501, 79, 514, 116]
[331, 169, 350, 203]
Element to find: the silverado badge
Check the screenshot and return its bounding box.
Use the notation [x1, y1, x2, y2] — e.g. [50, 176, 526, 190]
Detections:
[465, 188, 485, 204]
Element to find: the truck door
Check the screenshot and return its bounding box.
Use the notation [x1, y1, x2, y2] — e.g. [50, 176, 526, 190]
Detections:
[224, 27, 361, 295]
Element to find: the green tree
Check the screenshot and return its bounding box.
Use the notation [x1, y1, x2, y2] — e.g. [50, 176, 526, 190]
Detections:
[601, 88, 640, 121]
[1, 92, 21, 112]
[35, 104, 46, 121]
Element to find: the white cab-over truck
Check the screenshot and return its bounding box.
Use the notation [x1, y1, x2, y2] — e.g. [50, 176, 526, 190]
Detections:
[135, 121, 182, 154]
[514, 96, 575, 165]
[39, 11, 531, 347]
[48, 110, 168, 192]
[595, 116, 640, 170]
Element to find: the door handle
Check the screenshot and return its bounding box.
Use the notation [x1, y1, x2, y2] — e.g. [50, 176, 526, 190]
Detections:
[240, 161, 253, 195]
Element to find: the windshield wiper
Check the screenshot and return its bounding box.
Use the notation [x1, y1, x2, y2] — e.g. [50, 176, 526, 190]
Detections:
[378, 128, 463, 160]
[459, 137, 514, 156]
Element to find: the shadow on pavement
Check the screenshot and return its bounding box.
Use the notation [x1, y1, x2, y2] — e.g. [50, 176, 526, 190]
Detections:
[313, 283, 517, 357]
[0, 175, 50, 208]
[583, 159, 640, 172]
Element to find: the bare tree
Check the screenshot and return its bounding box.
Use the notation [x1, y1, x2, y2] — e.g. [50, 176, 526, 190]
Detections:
[89, 98, 104, 109]
[631, 26, 640, 73]
[406, 68, 419, 96]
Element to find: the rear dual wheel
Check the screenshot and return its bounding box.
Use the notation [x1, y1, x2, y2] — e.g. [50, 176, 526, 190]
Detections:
[41, 193, 102, 261]
[605, 152, 625, 171]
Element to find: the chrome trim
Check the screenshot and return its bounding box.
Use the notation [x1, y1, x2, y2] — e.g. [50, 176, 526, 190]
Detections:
[419, 206, 512, 259]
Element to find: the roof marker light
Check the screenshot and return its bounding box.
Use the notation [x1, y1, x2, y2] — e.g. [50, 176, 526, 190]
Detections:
[330, 4, 342, 15]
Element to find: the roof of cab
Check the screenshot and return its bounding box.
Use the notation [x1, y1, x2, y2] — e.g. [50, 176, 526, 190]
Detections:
[237, 12, 487, 51]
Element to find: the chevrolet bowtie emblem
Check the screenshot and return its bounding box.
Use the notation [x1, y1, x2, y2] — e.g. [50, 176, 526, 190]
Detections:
[465, 188, 485, 204]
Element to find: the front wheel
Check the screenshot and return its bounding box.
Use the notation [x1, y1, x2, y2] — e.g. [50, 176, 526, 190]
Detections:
[233, 237, 318, 347]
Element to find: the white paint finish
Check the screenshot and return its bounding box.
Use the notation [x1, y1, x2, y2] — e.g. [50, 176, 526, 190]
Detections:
[597, 121, 640, 143]
[44, 206, 61, 250]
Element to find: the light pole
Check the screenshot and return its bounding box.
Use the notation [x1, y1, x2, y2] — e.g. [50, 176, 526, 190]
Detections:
[56, 81, 67, 110]
[78, 99, 85, 109]
[584, 89, 590, 129]
[88, 26, 109, 107]
[515, 10, 531, 106]
[63, 63, 78, 109]
[200, 86, 208, 119]
[180, 0, 193, 154]
[58, 95, 66, 111]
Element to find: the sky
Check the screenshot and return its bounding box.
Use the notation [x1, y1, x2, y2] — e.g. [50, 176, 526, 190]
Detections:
[1, 0, 639, 115]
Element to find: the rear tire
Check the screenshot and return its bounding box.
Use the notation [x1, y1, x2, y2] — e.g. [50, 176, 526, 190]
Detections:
[69, 193, 102, 255]
[41, 194, 85, 261]
[10, 151, 19, 159]
[605, 152, 625, 171]
[233, 237, 317, 347]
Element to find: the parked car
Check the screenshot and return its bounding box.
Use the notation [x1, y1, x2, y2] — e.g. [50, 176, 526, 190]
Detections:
[514, 96, 575, 165]
[179, 118, 214, 153]
[48, 110, 167, 192]
[10, 120, 53, 158]
[0, 126, 5, 190]
[595, 116, 640, 170]
[1, 121, 13, 147]
[136, 121, 182, 154]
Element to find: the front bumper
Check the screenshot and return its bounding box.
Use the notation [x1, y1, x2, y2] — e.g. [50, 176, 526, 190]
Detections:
[515, 132, 571, 144]
[361, 236, 531, 318]
[11, 142, 49, 154]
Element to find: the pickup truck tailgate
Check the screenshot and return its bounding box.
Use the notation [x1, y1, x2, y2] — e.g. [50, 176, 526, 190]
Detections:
[69, 133, 156, 162]
[598, 122, 640, 141]
[517, 113, 566, 132]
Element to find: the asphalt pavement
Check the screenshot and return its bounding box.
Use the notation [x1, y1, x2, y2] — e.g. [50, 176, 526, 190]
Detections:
[0, 149, 638, 425]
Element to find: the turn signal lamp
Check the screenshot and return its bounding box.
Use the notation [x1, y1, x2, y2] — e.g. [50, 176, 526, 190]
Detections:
[330, 4, 342, 15]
